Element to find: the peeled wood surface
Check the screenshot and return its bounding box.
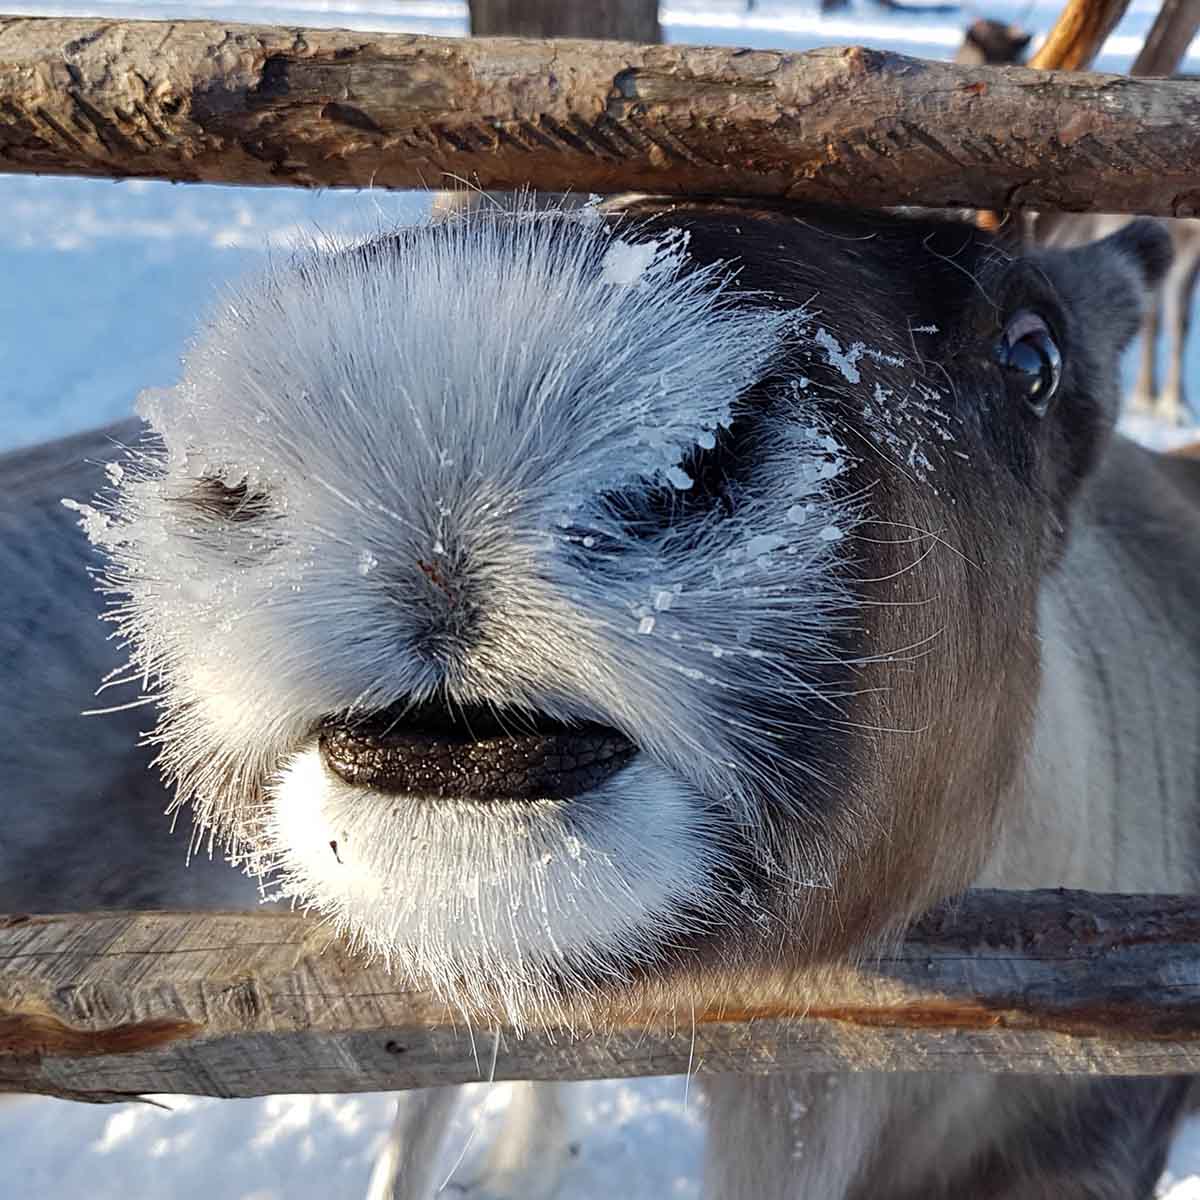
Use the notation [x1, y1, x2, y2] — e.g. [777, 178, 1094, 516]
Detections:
[1028, 0, 1132, 70]
[3, 19, 1200, 214]
[2, 890, 1200, 1102]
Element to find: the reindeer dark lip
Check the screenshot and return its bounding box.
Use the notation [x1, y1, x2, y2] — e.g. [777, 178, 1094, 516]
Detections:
[317, 706, 638, 801]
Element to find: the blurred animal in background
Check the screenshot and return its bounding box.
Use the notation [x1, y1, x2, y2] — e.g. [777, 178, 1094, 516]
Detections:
[960, 6, 1200, 426]
[1035, 213, 1200, 425]
[953, 16, 1032, 65]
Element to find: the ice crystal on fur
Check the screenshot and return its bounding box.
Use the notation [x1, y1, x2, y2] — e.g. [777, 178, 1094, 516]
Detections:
[600, 238, 657, 287]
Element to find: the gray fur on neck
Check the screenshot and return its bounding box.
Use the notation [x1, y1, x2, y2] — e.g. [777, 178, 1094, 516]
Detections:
[986, 436, 1200, 895]
[0, 420, 259, 912]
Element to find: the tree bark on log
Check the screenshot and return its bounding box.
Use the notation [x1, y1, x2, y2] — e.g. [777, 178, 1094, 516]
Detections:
[1026, 0, 1200, 242]
[3, 889, 1200, 1103]
[2, 18, 1200, 214]
[444, 0, 660, 214]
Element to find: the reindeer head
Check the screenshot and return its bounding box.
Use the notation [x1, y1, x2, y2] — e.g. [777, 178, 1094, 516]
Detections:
[80, 200, 1168, 1021]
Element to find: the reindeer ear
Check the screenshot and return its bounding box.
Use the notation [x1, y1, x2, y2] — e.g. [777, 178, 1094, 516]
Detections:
[1103, 218, 1173, 295]
[1048, 218, 1172, 355]
[1007, 218, 1171, 507]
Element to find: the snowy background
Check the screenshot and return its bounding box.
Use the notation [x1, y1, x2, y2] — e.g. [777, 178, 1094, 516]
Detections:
[2, 1, 1199, 1196]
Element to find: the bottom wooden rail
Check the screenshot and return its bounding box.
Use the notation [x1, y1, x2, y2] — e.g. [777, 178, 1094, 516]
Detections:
[1, 889, 1198, 1102]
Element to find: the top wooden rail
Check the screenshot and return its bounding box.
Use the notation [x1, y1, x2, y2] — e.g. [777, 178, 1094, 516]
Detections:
[2, 17, 1200, 213]
[3, 889, 1200, 1103]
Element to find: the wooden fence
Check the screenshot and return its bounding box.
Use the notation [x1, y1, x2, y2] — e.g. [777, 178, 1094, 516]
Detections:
[1, 17, 1200, 213]
[3, 890, 1200, 1101]
[3, 13, 1200, 1101]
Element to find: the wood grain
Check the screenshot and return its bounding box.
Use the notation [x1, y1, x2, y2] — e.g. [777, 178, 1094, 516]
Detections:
[2, 889, 1200, 1102]
[2, 18, 1200, 213]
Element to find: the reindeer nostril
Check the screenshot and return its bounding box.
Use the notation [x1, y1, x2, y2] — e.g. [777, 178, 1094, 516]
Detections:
[597, 420, 747, 540]
[318, 703, 637, 801]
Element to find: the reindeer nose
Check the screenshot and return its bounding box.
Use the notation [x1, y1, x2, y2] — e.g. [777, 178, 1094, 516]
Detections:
[318, 702, 636, 801]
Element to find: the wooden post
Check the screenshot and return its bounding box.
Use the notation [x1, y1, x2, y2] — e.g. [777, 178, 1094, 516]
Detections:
[469, 0, 660, 42]
[1132, 0, 1200, 75]
[3, 889, 1200, 1102]
[1029, 0, 1133, 70]
[2, 18, 1200, 213]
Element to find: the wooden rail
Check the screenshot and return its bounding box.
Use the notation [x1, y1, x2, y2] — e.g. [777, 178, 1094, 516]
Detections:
[2, 889, 1199, 1102]
[2, 17, 1200, 213]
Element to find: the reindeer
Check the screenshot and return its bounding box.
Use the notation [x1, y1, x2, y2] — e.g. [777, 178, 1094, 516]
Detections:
[6, 198, 1198, 1198]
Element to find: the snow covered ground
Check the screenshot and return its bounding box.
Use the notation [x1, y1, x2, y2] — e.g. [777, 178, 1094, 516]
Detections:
[0, 1080, 706, 1199]
[3, 0, 1200, 1196]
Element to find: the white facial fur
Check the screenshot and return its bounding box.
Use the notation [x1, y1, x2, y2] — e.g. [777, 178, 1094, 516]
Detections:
[76, 207, 861, 1019]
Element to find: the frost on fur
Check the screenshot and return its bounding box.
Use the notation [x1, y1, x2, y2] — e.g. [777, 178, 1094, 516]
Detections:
[73, 204, 892, 1020]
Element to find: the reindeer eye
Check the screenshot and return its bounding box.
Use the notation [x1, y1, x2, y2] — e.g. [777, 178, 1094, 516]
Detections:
[994, 310, 1062, 417]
